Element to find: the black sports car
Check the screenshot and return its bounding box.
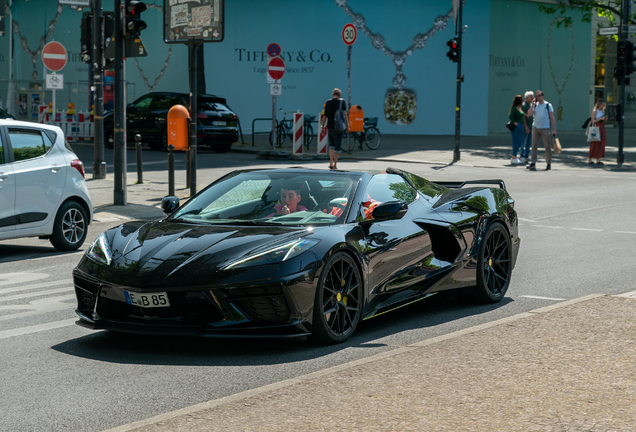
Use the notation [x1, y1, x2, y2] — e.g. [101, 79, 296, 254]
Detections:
[74, 168, 520, 343]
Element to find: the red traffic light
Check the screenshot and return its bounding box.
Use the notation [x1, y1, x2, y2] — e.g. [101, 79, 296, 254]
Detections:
[127, 1, 146, 15]
[446, 38, 459, 62]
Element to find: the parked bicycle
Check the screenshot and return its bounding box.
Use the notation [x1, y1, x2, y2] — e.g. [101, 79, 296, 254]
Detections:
[269, 109, 314, 148]
[345, 117, 381, 152]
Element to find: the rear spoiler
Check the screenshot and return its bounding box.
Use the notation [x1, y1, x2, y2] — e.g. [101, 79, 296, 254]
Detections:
[434, 179, 506, 189]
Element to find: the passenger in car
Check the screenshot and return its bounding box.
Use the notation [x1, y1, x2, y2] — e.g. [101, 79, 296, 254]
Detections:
[267, 183, 308, 217]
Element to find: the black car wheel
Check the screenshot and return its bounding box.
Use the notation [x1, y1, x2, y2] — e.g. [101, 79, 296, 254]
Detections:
[312, 252, 363, 344]
[474, 222, 512, 303]
[104, 123, 114, 149]
[49, 201, 88, 251]
[149, 129, 168, 151]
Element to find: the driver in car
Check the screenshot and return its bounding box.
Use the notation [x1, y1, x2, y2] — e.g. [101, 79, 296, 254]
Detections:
[267, 183, 308, 217]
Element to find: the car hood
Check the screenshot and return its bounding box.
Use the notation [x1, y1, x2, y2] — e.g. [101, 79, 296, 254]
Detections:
[94, 221, 311, 288]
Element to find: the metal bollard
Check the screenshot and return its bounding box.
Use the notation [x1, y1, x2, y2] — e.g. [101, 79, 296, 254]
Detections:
[168, 144, 175, 196]
[135, 134, 143, 184]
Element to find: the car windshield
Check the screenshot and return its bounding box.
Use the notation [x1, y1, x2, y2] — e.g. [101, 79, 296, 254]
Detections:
[170, 171, 359, 226]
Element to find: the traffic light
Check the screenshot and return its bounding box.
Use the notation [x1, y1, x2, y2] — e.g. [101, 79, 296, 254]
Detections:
[614, 65, 626, 83]
[80, 13, 93, 63]
[124, 0, 147, 39]
[625, 41, 634, 76]
[446, 38, 459, 62]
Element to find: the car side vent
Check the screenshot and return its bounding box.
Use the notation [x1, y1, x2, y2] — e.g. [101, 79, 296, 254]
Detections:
[417, 223, 461, 264]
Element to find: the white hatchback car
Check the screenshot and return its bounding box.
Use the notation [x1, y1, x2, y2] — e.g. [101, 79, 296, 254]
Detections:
[0, 120, 93, 251]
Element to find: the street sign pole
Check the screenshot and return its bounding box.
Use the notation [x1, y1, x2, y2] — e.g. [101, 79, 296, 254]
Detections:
[267, 54, 285, 150]
[347, 44, 351, 152]
[272, 94, 277, 150]
[342, 23, 356, 153]
[92, 0, 106, 179]
[188, 41, 199, 196]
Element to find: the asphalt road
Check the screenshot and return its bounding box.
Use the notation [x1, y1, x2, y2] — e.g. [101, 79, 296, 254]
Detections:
[1, 148, 635, 432]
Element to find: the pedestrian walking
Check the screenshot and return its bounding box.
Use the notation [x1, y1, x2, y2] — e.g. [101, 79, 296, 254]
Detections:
[526, 90, 557, 171]
[588, 99, 607, 165]
[520, 91, 534, 163]
[508, 95, 525, 165]
[320, 88, 348, 170]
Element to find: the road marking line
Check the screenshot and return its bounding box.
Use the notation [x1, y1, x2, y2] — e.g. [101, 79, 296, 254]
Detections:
[518, 217, 537, 223]
[570, 228, 603, 232]
[615, 231, 636, 234]
[0, 318, 76, 340]
[0, 287, 72, 303]
[0, 295, 75, 321]
[532, 225, 562, 229]
[521, 295, 566, 301]
[100, 293, 605, 432]
[0, 273, 50, 287]
[0, 279, 71, 295]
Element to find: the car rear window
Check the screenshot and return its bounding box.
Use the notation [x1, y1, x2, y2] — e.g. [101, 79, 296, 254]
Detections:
[8, 128, 50, 162]
[199, 100, 231, 113]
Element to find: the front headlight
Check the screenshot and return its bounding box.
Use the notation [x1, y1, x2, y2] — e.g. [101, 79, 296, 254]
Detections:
[86, 232, 112, 266]
[224, 238, 320, 270]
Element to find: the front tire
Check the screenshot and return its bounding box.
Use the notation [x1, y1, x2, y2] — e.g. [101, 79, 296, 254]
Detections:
[49, 201, 88, 251]
[312, 252, 363, 344]
[474, 222, 512, 303]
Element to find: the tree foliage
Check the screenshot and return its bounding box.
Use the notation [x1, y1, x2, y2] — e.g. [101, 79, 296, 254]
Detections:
[539, 1, 635, 28]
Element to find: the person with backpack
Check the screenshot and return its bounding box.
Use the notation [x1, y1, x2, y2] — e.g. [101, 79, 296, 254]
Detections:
[320, 88, 348, 170]
[525, 90, 557, 171]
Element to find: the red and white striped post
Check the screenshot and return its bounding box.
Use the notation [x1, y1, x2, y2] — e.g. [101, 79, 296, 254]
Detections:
[317, 113, 328, 155]
[293, 111, 304, 155]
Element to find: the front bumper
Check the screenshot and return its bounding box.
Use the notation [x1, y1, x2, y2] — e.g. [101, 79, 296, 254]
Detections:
[73, 268, 315, 338]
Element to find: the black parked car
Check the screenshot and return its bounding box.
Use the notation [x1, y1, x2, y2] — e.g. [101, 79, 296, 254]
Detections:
[73, 167, 520, 344]
[104, 92, 239, 153]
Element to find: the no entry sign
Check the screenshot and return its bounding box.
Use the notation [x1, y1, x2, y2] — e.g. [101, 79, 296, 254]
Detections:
[268, 57, 285, 80]
[42, 42, 68, 71]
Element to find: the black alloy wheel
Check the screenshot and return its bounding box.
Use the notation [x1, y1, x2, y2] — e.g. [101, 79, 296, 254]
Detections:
[474, 222, 512, 303]
[49, 201, 88, 251]
[312, 252, 363, 344]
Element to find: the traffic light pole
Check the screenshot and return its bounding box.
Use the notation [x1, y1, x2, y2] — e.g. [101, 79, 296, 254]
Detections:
[618, 0, 629, 166]
[453, 2, 463, 162]
[92, 0, 106, 179]
[114, 1, 127, 205]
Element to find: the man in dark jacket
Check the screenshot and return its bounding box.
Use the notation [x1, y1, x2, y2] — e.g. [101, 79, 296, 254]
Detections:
[320, 88, 348, 170]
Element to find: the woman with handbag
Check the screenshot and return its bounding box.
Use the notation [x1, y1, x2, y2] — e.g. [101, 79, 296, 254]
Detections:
[588, 99, 607, 165]
[508, 95, 525, 165]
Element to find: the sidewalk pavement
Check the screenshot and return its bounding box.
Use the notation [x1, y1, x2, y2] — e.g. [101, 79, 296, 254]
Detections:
[103, 293, 636, 432]
[89, 129, 636, 223]
[87, 131, 636, 432]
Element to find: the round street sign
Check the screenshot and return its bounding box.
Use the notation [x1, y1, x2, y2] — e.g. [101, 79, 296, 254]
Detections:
[42, 41, 68, 72]
[267, 43, 281, 57]
[268, 57, 285, 80]
[342, 23, 357, 45]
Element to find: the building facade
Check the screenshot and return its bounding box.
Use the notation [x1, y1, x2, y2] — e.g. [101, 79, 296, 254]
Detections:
[1, 0, 607, 135]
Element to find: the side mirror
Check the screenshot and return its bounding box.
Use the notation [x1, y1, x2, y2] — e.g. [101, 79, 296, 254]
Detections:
[371, 201, 407, 221]
[161, 196, 180, 215]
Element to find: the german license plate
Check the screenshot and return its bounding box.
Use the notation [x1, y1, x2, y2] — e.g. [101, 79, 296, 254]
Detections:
[212, 120, 226, 126]
[124, 291, 170, 308]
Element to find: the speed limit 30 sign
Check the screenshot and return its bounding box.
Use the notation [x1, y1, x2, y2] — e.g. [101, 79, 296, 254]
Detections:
[342, 23, 357, 45]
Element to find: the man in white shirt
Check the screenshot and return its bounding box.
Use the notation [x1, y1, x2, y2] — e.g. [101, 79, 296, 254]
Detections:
[526, 90, 557, 171]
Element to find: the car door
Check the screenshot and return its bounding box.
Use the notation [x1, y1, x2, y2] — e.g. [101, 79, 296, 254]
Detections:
[8, 126, 67, 231]
[361, 174, 434, 297]
[127, 96, 153, 141]
[0, 129, 16, 233]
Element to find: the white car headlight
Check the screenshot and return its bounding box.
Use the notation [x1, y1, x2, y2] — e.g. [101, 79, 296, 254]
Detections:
[86, 232, 112, 266]
[224, 238, 320, 270]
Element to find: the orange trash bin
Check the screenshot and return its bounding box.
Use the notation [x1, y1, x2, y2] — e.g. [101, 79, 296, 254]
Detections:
[348, 105, 364, 132]
[167, 105, 190, 151]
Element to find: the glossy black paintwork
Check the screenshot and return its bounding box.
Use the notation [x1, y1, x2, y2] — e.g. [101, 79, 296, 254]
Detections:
[74, 167, 520, 338]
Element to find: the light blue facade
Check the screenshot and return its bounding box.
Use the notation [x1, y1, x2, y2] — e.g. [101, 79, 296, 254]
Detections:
[0, 0, 592, 135]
